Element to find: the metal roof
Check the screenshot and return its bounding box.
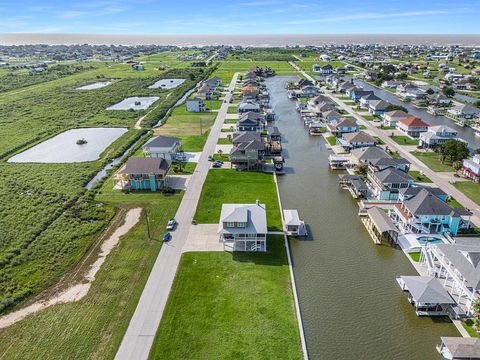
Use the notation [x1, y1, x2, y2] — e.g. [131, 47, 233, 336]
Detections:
[399, 276, 455, 304]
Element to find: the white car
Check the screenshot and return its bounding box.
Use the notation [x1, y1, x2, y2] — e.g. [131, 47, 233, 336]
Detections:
[166, 219, 177, 231]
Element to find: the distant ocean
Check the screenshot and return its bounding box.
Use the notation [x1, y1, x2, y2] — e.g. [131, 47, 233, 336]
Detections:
[1, 33, 480, 46]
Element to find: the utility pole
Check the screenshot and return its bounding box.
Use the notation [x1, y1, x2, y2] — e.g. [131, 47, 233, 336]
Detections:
[145, 208, 151, 240]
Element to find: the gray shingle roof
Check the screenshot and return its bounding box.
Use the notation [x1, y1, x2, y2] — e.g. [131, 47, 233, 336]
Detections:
[218, 203, 267, 235]
[440, 337, 480, 358]
[373, 167, 413, 184]
[144, 135, 180, 148]
[118, 157, 170, 175]
[351, 146, 390, 162]
[399, 276, 455, 304]
[403, 188, 454, 216]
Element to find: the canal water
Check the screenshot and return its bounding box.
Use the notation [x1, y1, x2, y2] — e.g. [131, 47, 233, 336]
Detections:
[353, 79, 480, 149]
[266, 76, 459, 360]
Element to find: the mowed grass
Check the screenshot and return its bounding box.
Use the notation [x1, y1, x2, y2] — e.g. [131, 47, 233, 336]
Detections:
[411, 151, 454, 172]
[149, 235, 302, 360]
[391, 135, 419, 146]
[454, 181, 480, 206]
[408, 170, 432, 183]
[194, 169, 282, 231]
[0, 193, 183, 360]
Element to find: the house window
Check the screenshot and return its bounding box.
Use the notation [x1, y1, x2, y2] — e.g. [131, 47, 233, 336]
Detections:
[236, 222, 245, 228]
[226, 222, 235, 228]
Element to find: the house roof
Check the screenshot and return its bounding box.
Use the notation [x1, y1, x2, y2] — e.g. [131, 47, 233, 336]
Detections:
[351, 146, 390, 162]
[218, 203, 268, 235]
[118, 157, 171, 175]
[144, 135, 180, 149]
[369, 99, 389, 110]
[440, 337, 480, 359]
[238, 101, 260, 110]
[374, 167, 413, 184]
[336, 118, 358, 128]
[240, 111, 264, 121]
[361, 93, 381, 101]
[403, 188, 455, 216]
[385, 110, 409, 118]
[399, 276, 455, 304]
[435, 240, 480, 291]
[283, 209, 302, 226]
[342, 131, 376, 143]
[370, 156, 410, 167]
[233, 131, 262, 144]
[399, 116, 430, 127]
[367, 206, 398, 233]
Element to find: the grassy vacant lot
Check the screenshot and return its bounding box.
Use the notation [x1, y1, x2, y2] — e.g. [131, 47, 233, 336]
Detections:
[326, 135, 337, 146]
[0, 57, 212, 312]
[454, 181, 480, 206]
[194, 169, 282, 231]
[0, 191, 183, 360]
[463, 319, 480, 338]
[149, 235, 302, 360]
[409, 170, 432, 183]
[411, 151, 454, 172]
[391, 135, 419, 146]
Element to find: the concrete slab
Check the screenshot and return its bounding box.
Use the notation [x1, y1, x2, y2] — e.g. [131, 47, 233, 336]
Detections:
[183, 152, 201, 163]
[215, 144, 233, 154]
[168, 175, 191, 190]
[182, 224, 224, 252]
[225, 114, 239, 120]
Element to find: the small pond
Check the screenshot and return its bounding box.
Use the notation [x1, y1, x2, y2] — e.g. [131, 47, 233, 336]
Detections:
[148, 78, 185, 89]
[76, 81, 113, 91]
[107, 96, 159, 111]
[8, 128, 128, 163]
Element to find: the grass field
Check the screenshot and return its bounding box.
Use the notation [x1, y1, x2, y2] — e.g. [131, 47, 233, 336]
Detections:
[0, 191, 183, 360]
[149, 235, 302, 360]
[411, 151, 454, 172]
[326, 135, 337, 146]
[391, 135, 419, 146]
[0, 55, 214, 312]
[194, 169, 282, 231]
[408, 170, 432, 183]
[454, 181, 480, 206]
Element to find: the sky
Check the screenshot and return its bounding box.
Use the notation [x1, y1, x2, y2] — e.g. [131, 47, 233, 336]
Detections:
[1, 0, 480, 34]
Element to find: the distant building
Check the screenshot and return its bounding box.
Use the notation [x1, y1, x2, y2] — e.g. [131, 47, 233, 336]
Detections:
[186, 98, 205, 112]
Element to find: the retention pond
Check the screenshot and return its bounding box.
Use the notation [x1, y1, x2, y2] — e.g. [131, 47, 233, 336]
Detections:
[266, 75, 459, 360]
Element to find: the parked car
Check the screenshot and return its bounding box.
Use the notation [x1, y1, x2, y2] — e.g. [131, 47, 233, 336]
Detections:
[166, 219, 177, 231]
[176, 153, 186, 161]
[208, 155, 213, 161]
[163, 232, 171, 242]
[212, 161, 222, 168]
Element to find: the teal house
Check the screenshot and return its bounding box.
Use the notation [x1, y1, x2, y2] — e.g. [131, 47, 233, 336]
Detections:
[393, 189, 471, 236]
[116, 157, 170, 192]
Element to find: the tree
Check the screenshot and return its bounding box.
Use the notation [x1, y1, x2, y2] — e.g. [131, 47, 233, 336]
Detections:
[439, 140, 469, 164]
[443, 86, 456, 98]
[355, 164, 368, 177]
[426, 88, 435, 95]
[385, 104, 408, 113]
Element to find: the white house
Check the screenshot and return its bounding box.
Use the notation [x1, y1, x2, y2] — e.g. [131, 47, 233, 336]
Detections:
[448, 104, 480, 120]
[218, 201, 267, 252]
[186, 98, 205, 112]
[461, 154, 480, 182]
[418, 125, 459, 148]
[383, 110, 409, 127]
[143, 136, 181, 160]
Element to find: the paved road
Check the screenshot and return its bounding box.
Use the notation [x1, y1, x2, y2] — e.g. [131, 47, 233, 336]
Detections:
[115, 73, 239, 360]
[290, 62, 480, 225]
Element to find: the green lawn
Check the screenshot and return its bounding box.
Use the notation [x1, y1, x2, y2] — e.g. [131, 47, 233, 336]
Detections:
[454, 181, 480, 206]
[213, 154, 230, 162]
[411, 151, 454, 172]
[179, 131, 210, 152]
[170, 161, 197, 175]
[0, 193, 184, 359]
[391, 136, 419, 146]
[409, 252, 421, 262]
[194, 169, 282, 231]
[463, 319, 480, 338]
[148, 235, 302, 360]
[447, 197, 465, 209]
[326, 135, 337, 146]
[409, 171, 432, 183]
[217, 137, 232, 145]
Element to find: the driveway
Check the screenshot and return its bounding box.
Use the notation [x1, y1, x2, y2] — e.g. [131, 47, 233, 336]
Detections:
[182, 224, 224, 252]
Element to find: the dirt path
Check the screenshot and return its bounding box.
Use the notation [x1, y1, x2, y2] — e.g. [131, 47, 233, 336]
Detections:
[0, 208, 142, 329]
[134, 93, 172, 129]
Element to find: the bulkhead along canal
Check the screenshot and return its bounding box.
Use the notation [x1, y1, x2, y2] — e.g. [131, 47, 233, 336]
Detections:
[266, 75, 459, 360]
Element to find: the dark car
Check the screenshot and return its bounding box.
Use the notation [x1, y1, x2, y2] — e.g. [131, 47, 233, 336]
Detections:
[163, 232, 171, 242]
